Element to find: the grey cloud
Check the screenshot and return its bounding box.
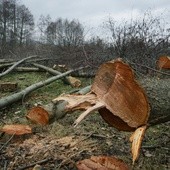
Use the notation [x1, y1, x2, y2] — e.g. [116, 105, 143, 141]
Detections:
[22, 0, 170, 27]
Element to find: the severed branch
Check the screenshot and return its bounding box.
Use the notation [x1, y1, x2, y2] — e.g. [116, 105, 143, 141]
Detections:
[33, 63, 81, 87]
[0, 55, 38, 78]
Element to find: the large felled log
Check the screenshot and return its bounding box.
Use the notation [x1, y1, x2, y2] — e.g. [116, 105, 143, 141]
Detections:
[27, 60, 170, 128]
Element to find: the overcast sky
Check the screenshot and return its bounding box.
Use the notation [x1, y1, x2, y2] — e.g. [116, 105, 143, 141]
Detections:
[21, 0, 170, 37]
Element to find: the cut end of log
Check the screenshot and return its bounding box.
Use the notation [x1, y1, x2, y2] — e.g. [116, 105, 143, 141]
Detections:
[91, 59, 150, 129]
[26, 106, 50, 125]
[76, 155, 130, 170]
[66, 76, 81, 87]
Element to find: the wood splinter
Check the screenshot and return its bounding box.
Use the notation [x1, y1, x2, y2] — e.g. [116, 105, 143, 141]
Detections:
[73, 101, 105, 127]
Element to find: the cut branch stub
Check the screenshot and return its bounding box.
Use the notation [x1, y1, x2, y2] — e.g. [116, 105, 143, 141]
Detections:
[91, 59, 150, 129]
[157, 56, 170, 69]
[26, 106, 50, 125]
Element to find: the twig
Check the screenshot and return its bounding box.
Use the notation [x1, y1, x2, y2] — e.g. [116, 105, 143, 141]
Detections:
[0, 134, 15, 151]
[17, 158, 52, 170]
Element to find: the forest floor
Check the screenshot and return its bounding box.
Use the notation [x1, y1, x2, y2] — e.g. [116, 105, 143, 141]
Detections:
[0, 72, 169, 170]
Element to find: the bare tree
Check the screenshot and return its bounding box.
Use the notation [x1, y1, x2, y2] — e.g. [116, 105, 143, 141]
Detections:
[105, 12, 170, 74]
[17, 4, 34, 45]
[0, 0, 34, 57]
[45, 18, 84, 48]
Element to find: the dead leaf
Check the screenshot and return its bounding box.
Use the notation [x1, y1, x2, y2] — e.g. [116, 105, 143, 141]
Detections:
[76, 155, 130, 170]
[130, 125, 147, 164]
[0, 124, 32, 135]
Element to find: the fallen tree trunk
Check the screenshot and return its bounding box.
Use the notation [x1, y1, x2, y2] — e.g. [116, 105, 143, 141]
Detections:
[54, 78, 170, 115]
[33, 63, 81, 87]
[0, 69, 75, 109]
[0, 55, 38, 78]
